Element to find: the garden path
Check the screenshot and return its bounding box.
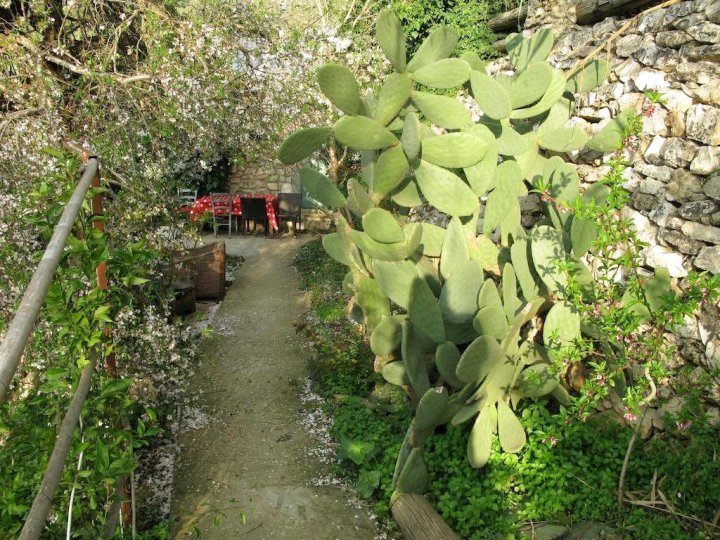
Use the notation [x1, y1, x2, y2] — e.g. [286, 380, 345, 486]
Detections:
[170, 234, 376, 539]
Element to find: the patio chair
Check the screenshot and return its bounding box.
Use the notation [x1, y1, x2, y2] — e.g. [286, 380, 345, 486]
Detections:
[277, 192, 302, 237]
[178, 188, 198, 207]
[210, 192, 233, 238]
[240, 197, 269, 237]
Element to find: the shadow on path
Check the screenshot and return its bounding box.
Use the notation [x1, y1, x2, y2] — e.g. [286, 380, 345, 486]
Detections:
[170, 235, 376, 539]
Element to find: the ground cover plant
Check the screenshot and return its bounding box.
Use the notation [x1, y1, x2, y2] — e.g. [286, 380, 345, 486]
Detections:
[286, 8, 720, 538]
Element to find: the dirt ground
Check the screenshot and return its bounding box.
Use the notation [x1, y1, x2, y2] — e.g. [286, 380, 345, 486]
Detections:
[170, 234, 376, 539]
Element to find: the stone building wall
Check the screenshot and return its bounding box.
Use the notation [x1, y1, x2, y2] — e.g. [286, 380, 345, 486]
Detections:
[507, 0, 720, 377]
[226, 159, 301, 195]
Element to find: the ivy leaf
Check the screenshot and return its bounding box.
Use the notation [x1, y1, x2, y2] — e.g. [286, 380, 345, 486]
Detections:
[356, 470, 382, 499]
[340, 437, 375, 465]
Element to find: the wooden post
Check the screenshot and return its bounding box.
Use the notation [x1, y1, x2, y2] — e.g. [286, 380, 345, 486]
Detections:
[575, 0, 661, 24]
[486, 5, 529, 32]
[391, 494, 460, 540]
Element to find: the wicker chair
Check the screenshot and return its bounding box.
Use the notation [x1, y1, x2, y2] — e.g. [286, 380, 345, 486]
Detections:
[210, 192, 233, 238]
[277, 192, 302, 236]
[240, 197, 269, 237]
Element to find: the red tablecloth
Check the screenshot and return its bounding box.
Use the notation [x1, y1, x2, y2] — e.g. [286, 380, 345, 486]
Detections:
[189, 194, 278, 230]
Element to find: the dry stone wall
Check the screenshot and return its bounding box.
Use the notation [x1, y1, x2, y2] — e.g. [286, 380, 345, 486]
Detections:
[227, 159, 300, 194]
[507, 0, 720, 384]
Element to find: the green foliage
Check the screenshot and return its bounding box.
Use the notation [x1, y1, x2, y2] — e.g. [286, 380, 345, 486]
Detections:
[0, 154, 167, 536]
[386, 0, 513, 59]
[297, 241, 720, 539]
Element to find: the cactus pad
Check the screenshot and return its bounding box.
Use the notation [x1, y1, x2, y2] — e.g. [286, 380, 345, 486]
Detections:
[497, 400, 526, 453]
[412, 58, 471, 89]
[300, 168, 347, 208]
[421, 132, 487, 168]
[439, 259, 484, 323]
[374, 72, 414, 126]
[362, 208, 405, 244]
[376, 9, 407, 72]
[334, 115, 398, 150]
[435, 342, 463, 388]
[470, 70, 512, 120]
[414, 160, 479, 217]
[412, 91, 472, 129]
[317, 64, 361, 115]
[278, 127, 332, 164]
[407, 26, 458, 72]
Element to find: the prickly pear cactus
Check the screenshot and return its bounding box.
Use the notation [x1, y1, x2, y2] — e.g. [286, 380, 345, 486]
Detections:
[279, 10, 621, 498]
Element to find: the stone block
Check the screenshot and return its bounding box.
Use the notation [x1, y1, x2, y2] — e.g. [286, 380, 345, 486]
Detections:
[656, 30, 693, 48]
[675, 61, 720, 85]
[678, 199, 719, 219]
[660, 137, 699, 168]
[622, 207, 657, 243]
[666, 216, 687, 229]
[616, 58, 643, 82]
[695, 245, 720, 272]
[686, 104, 720, 145]
[687, 21, 720, 43]
[632, 69, 670, 91]
[666, 168, 705, 201]
[674, 13, 710, 31]
[634, 45, 680, 71]
[641, 245, 688, 277]
[680, 44, 720, 62]
[618, 92, 645, 111]
[682, 221, 720, 243]
[703, 172, 720, 199]
[644, 135, 666, 165]
[631, 191, 659, 212]
[709, 0, 720, 24]
[635, 162, 673, 182]
[658, 229, 703, 254]
[593, 17, 619, 38]
[639, 177, 666, 196]
[637, 9, 666, 32]
[616, 34, 642, 57]
[665, 1, 694, 22]
[690, 146, 720, 175]
[642, 108, 668, 136]
[666, 110, 686, 137]
[649, 200, 679, 226]
[662, 89, 694, 112]
[682, 82, 720, 107]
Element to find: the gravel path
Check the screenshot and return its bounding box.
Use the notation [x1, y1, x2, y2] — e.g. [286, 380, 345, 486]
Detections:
[170, 235, 376, 539]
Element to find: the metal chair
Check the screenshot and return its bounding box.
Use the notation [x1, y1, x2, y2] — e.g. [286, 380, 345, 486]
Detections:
[277, 192, 302, 236]
[210, 192, 233, 238]
[178, 188, 198, 207]
[240, 197, 269, 237]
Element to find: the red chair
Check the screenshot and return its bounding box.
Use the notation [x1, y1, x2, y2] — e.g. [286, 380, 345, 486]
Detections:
[210, 193, 233, 238]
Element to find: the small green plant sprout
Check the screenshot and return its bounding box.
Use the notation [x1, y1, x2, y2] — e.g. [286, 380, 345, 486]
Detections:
[642, 90, 667, 117]
[277, 8, 713, 503]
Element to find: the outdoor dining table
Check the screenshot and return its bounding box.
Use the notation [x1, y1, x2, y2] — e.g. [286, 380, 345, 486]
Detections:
[187, 193, 279, 231]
